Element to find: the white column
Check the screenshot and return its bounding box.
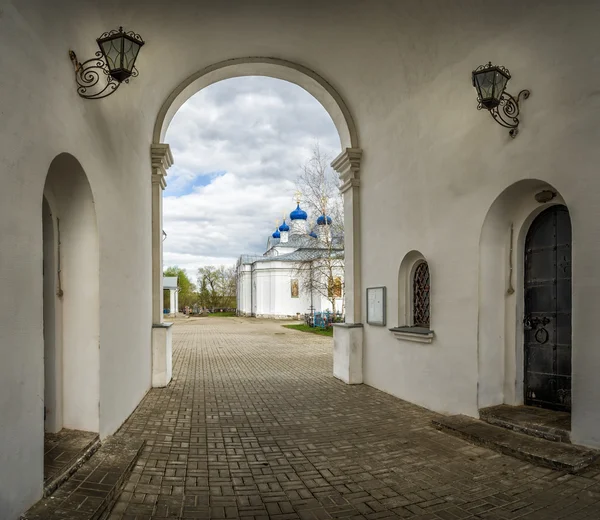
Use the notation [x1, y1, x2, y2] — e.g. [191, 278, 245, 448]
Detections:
[151, 143, 174, 387]
[174, 289, 179, 315]
[151, 143, 173, 324]
[331, 148, 362, 323]
[331, 148, 364, 384]
[169, 289, 176, 316]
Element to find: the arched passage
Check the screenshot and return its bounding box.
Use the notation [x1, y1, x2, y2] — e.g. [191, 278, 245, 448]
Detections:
[43, 153, 100, 434]
[477, 179, 570, 412]
[149, 57, 363, 389]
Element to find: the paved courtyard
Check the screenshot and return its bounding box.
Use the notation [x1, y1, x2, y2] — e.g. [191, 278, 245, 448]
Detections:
[109, 318, 600, 520]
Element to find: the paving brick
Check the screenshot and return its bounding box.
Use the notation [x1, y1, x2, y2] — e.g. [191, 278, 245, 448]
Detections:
[106, 317, 600, 520]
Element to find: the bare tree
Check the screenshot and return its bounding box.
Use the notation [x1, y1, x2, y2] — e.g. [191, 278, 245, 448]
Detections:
[294, 142, 345, 316]
[296, 252, 344, 316]
[295, 142, 344, 239]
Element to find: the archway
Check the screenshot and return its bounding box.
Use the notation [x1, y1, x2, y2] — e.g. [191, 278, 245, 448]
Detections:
[477, 179, 570, 412]
[149, 57, 363, 387]
[43, 153, 100, 435]
[153, 57, 359, 150]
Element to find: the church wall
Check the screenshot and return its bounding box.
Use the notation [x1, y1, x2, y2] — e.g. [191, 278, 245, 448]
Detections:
[252, 263, 310, 319]
[355, 1, 600, 447]
[3, 0, 600, 516]
[1, 4, 154, 516]
[237, 266, 252, 315]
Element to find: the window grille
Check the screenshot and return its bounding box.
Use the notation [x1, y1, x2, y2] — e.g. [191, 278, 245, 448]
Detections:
[413, 262, 430, 328]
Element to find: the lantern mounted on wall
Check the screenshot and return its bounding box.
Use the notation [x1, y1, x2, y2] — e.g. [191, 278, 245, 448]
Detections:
[472, 62, 530, 138]
[69, 27, 145, 100]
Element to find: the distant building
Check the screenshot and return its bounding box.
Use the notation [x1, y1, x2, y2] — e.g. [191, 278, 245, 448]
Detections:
[236, 203, 344, 319]
[163, 276, 178, 316]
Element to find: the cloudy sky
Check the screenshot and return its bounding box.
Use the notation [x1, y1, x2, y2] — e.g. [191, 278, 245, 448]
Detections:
[163, 76, 341, 280]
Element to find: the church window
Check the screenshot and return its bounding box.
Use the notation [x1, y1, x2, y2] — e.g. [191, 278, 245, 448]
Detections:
[391, 251, 434, 342]
[328, 277, 342, 298]
[412, 262, 430, 328]
[291, 279, 299, 298]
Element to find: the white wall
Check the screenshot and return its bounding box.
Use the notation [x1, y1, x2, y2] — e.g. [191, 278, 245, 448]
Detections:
[237, 266, 253, 315]
[1, 4, 153, 516]
[4, 1, 600, 516]
[252, 263, 311, 318]
[237, 260, 342, 318]
[355, 1, 600, 447]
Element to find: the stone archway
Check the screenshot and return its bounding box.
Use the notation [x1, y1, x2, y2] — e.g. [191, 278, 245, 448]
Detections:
[152, 57, 359, 149]
[149, 57, 364, 387]
[477, 179, 569, 411]
[43, 153, 100, 433]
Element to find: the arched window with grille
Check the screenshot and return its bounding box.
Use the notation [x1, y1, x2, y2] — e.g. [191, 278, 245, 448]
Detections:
[412, 261, 430, 328]
[392, 251, 434, 343]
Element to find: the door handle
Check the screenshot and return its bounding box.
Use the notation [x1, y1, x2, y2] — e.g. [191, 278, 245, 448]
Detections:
[523, 315, 550, 330]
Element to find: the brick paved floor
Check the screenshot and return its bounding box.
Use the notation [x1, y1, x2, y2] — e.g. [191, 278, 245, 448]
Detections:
[109, 318, 600, 520]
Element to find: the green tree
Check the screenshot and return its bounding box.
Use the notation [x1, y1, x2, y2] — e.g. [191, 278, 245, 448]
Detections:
[197, 265, 237, 310]
[163, 266, 197, 309]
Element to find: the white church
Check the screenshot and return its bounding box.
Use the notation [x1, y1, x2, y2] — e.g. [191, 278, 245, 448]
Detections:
[237, 203, 344, 319]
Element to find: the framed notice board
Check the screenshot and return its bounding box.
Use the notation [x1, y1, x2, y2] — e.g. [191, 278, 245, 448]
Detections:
[366, 286, 386, 326]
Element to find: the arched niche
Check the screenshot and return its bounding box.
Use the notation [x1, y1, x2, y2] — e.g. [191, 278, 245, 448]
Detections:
[153, 57, 358, 149]
[397, 250, 428, 327]
[43, 153, 100, 433]
[477, 179, 569, 411]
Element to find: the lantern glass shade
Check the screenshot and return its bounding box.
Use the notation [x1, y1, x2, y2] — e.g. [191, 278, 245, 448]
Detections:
[472, 64, 510, 110]
[97, 28, 144, 83]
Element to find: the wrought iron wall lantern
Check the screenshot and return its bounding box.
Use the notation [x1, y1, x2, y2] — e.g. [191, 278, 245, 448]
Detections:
[472, 62, 530, 138]
[69, 27, 145, 100]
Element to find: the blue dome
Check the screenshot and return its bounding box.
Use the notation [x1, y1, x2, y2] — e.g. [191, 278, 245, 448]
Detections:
[309, 231, 318, 238]
[279, 219, 290, 232]
[272, 228, 280, 239]
[317, 214, 333, 226]
[290, 204, 308, 220]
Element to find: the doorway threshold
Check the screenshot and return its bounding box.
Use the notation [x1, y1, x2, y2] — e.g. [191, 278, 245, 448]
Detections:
[44, 429, 100, 496]
[480, 404, 571, 443]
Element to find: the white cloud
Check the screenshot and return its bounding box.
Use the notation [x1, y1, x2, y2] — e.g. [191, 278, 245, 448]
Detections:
[163, 76, 341, 280]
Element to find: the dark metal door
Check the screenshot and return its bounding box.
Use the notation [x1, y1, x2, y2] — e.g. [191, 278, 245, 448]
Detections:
[524, 205, 572, 411]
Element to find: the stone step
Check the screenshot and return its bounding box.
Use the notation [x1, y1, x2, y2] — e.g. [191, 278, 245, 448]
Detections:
[22, 435, 145, 520]
[432, 414, 598, 473]
[44, 434, 101, 498]
[479, 404, 571, 443]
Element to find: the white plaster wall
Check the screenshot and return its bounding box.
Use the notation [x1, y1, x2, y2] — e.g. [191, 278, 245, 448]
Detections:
[356, 1, 600, 447]
[1, 4, 153, 516]
[236, 268, 252, 315]
[252, 263, 311, 318]
[4, 0, 600, 516]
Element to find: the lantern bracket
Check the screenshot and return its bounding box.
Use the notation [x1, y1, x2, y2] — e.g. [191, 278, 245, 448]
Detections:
[478, 88, 531, 138]
[69, 50, 140, 100]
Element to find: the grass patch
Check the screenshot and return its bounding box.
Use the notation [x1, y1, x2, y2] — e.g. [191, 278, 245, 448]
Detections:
[208, 312, 237, 317]
[283, 324, 334, 337]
